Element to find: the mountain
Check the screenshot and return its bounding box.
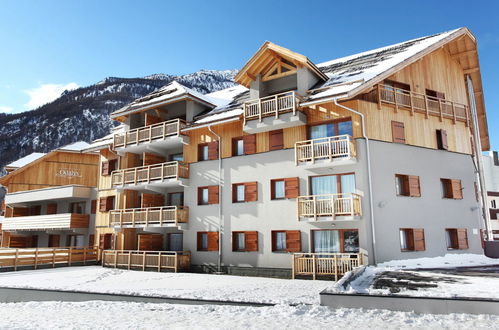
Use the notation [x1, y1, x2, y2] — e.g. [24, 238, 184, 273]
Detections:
[0, 69, 238, 173]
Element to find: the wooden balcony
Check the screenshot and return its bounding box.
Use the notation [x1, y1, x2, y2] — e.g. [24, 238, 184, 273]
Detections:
[102, 250, 191, 273]
[292, 252, 365, 280]
[297, 193, 361, 221]
[113, 119, 188, 150]
[2, 213, 89, 231]
[375, 84, 470, 125]
[110, 206, 188, 228]
[295, 135, 356, 167]
[111, 161, 189, 189]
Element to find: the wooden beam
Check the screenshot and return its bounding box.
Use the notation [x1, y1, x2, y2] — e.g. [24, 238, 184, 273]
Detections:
[463, 67, 479, 74]
[451, 49, 477, 59]
[245, 72, 256, 81]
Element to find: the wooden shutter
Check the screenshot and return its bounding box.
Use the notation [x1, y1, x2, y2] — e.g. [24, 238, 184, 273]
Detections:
[89, 234, 95, 247]
[99, 234, 106, 249]
[138, 234, 163, 251]
[107, 196, 115, 211]
[145, 114, 162, 126]
[91, 200, 97, 214]
[30, 205, 41, 216]
[391, 121, 406, 144]
[143, 152, 166, 166]
[99, 197, 107, 212]
[457, 229, 468, 249]
[436, 91, 446, 100]
[46, 203, 57, 215]
[142, 193, 164, 208]
[232, 232, 239, 252]
[284, 177, 300, 198]
[244, 182, 258, 202]
[101, 161, 110, 176]
[49, 234, 60, 248]
[208, 186, 219, 204]
[408, 176, 421, 197]
[451, 180, 463, 199]
[413, 229, 425, 251]
[285, 230, 301, 252]
[243, 134, 256, 155]
[269, 129, 284, 151]
[245, 231, 258, 251]
[208, 141, 219, 160]
[207, 232, 219, 251]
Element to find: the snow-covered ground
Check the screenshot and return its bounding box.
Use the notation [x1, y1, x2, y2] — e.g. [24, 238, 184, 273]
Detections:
[0, 301, 497, 330]
[329, 254, 499, 299]
[0, 266, 328, 304]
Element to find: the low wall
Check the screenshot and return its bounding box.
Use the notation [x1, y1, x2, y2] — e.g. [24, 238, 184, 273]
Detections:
[320, 291, 499, 315]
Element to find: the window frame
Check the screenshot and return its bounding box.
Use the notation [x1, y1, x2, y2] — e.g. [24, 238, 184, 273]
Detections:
[310, 229, 359, 253]
[232, 136, 244, 156]
[198, 143, 209, 161]
[198, 187, 210, 205]
[270, 179, 286, 200]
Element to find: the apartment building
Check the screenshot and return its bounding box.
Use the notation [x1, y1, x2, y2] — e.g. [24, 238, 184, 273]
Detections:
[483, 151, 499, 240]
[0, 142, 99, 248]
[93, 27, 489, 275]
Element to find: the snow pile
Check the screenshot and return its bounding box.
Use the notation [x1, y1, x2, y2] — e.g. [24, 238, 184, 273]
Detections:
[377, 253, 499, 269]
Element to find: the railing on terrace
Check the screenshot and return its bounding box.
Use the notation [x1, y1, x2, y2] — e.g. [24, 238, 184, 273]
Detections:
[0, 247, 99, 271]
[243, 91, 300, 124]
[295, 135, 356, 165]
[1, 213, 89, 231]
[113, 119, 187, 149]
[297, 193, 362, 220]
[111, 161, 189, 187]
[102, 250, 191, 273]
[375, 84, 470, 125]
[110, 206, 188, 228]
[292, 252, 365, 280]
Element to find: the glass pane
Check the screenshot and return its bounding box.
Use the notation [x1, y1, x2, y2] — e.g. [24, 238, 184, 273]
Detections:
[309, 124, 329, 139]
[276, 232, 286, 250]
[170, 234, 183, 251]
[202, 146, 208, 160]
[340, 174, 356, 194]
[236, 139, 244, 156]
[237, 233, 245, 250]
[201, 233, 208, 249]
[236, 185, 245, 202]
[313, 230, 340, 253]
[311, 175, 337, 195]
[170, 193, 183, 206]
[343, 231, 359, 252]
[202, 189, 209, 204]
[170, 153, 183, 161]
[399, 230, 407, 250]
[337, 121, 352, 136]
[274, 181, 285, 199]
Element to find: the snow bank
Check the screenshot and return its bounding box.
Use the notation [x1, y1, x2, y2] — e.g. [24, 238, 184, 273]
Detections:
[378, 253, 499, 269]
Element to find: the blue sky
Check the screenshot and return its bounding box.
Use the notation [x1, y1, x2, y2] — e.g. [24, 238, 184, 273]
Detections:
[0, 1, 498, 147]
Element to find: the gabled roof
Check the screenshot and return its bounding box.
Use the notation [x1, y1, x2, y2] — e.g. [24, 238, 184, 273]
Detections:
[5, 152, 46, 171]
[234, 41, 328, 87]
[110, 81, 217, 122]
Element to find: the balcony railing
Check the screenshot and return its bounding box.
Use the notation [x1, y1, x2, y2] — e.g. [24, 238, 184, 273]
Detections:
[297, 193, 361, 220]
[243, 91, 300, 124]
[2, 213, 89, 231]
[295, 135, 356, 165]
[292, 252, 365, 280]
[111, 161, 189, 187]
[376, 84, 470, 125]
[102, 250, 191, 273]
[113, 119, 187, 149]
[110, 206, 188, 228]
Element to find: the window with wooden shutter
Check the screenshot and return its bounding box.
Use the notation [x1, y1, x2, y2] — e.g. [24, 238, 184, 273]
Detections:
[46, 203, 57, 215]
[395, 175, 420, 197]
[408, 175, 421, 197]
[91, 200, 97, 214]
[232, 137, 244, 156]
[391, 121, 406, 144]
[99, 196, 115, 212]
[284, 177, 299, 198]
[198, 144, 209, 161]
[101, 161, 110, 176]
[245, 231, 258, 252]
[243, 134, 256, 155]
[271, 179, 285, 200]
[457, 228, 468, 249]
[436, 129, 448, 150]
[208, 141, 219, 160]
[451, 179, 463, 199]
[413, 229, 425, 251]
[269, 129, 284, 151]
[400, 228, 425, 251]
[208, 186, 219, 205]
[244, 182, 258, 202]
[271, 230, 301, 252]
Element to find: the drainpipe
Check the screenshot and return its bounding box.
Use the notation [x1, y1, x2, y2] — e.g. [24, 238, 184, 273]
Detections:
[466, 75, 492, 241]
[208, 124, 223, 273]
[333, 99, 377, 265]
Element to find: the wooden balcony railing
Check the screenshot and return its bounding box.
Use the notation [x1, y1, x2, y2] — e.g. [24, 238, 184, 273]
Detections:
[2, 213, 89, 231]
[0, 247, 98, 271]
[102, 250, 191, 273]
[295, 135, 356, 165]
[376, 84, 470, 125]
[111, 161, 189, 187]
[243, 91, 300, 124]
[113, 119, 187, 149]
[292, 252, 365, 280]
[110, 206, 188, 228]
[297, 193, 361, 220]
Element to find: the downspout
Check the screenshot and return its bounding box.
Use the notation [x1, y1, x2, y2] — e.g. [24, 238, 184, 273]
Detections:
[108, 144, 119, 250]
[466, 75, 492, 240]
[208, 124, 223, 273]
[333, 99, 377, 265]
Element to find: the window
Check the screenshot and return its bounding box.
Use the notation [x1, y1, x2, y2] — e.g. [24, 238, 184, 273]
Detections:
[66, 235, 85, 247]
[99, 196, 115, 212]
[269, 129, 284, 151]
[46, 203, 57, 215]
[312, 229, 359, 253]
[446, 228, 468, 250]
[169, 153, 184, 162]
[436, 129, 448, 150]
[29, 205, 41, 216]
[271, 230, 301, 252]
[232, 231, 258, 252]
[101, 159, 117, 176]
[198, 144, 209, 161]
[168, 192, 184, 207]
[395, 174, 420, 197]
[271, 177, 299, 200]
[384, 80, 410, 92]
[99, 233, 113, 250]
[492, 200, 497, 209]
[391, 121, 406, 144]
[198, 141, 219, 161]
[70, 202, 86, 214]
[425, 89, 445, 100]
[198, 186, 219, 205]
[168, 233, 183, 251]
[197, 231, 218, 251]
[399, 228, 425, 251]
[232, 182, 258, 203]
[310, 174, 355, 195]
[441, 179, 463, 199]
[91, 200, 97, 214]
[232, 137, 244, 156]
[309, 119, 353, 139]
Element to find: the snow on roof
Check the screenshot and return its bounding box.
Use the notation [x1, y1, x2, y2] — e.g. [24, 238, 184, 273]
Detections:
[204, 85, 248, 108]
[58, 141, 90, 152]
[193, 108, 243, 125]
[5, 152, 46, 169]
[83, 126, 125, 152]
[111, 81, 216, 118]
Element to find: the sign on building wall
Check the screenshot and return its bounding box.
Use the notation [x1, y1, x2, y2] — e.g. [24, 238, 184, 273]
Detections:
[55, 168, 82, 179]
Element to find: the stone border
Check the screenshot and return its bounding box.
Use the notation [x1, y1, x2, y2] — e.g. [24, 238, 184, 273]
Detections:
[320, 291, 499, 315]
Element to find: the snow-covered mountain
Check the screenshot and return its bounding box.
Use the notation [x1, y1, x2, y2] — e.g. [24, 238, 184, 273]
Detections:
[0, 69, 238, 172]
